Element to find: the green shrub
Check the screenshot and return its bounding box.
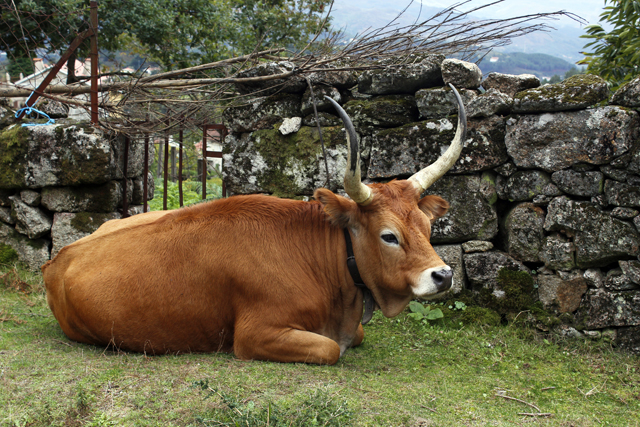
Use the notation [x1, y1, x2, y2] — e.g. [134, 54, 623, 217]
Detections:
[149, 178, 222, 211]
[0, 243, 18, 265]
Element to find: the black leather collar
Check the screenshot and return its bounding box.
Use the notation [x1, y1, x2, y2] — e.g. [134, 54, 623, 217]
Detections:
[343, 229, 375, 325]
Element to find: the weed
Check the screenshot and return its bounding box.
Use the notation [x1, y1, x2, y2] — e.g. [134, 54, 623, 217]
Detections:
[192, 380, 352, 427]
[86, 412, 117, 427]
[449, 301, 467, 311]
[408, 301, 444, 322]
[0, 267, 32, 293]
[0, 264, 44, 293]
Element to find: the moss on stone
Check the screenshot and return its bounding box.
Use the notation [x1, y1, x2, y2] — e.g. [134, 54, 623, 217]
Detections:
[0, 243, 18, 264]
[0, 125, 28, 189]
[438, 292, 502, 326]
[458, 306, 502, 326]
[514, 74, 608, 107]
[344, 95, 418, 126]
[478, 268, 536, 316]
[251, 126, 343, 197]
[70, 212, 107, 234]
[481, 172, 498, 205]
[529, 301, 561, 329]
[497, 268, 535, 309]
[24, 237, 47, 250]
[54, 125, 64, 140]
[477, 217, 498, 240]
[52, 126, 113, 186]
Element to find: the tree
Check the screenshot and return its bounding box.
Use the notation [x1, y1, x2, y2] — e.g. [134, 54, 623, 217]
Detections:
[579, 0, 640, 89]
[564, 66, 584, 79]
[7, 56, 33, 80]
[226, 0, 331, 56]
[0, 0, 84, 83]
[0, 0, 333, 81]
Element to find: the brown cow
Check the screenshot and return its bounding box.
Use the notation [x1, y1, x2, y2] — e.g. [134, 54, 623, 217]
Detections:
[42, 85, 467, 364]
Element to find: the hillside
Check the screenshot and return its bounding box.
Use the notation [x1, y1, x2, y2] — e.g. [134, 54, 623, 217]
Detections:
[477, 52, 577, 79]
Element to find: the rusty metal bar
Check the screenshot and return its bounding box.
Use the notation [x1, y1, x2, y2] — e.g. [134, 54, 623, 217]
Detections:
[178, 124, 184, 207]
[163, 128, 169, 210]
[221, 125, 227, 198]
[143, 131, 149, 213]
[170, 146, 176, 182]
[202, 123, 207, 200]
[89, 1, 99, 124]
[201, 124, 227, 198]
[15, 29, 93, 120]
[122, 136, 130, 218]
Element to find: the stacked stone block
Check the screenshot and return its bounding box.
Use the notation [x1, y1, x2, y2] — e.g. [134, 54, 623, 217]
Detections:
[222, 60, 640, 353]
[0, 109, 153, 269]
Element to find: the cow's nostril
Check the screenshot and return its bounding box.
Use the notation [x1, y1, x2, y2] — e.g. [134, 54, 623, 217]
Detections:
[431, 269, 453, 291]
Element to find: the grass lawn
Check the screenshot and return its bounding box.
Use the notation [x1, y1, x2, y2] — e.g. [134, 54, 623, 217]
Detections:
[0, 265, 639, 426]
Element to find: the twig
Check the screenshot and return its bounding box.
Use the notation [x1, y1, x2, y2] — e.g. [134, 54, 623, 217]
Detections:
[138, 48, 286, 83]
[495, 393, 541, 412]
[578, 385, 600, 397]
[5, 0, 582, 141]
[420, 405, 437, 413]
[513, 310, 530, 322]
[541, 387, 556, 391]
[518, 412, 553, 417]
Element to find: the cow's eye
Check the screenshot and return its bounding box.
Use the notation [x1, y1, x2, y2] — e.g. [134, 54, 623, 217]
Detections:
[381, 233, 399, 245]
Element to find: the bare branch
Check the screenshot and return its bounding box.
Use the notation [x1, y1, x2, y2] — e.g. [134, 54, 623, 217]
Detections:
[4, 1, 581, 139]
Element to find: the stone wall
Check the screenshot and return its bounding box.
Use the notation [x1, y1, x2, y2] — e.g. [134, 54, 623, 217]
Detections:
[222, 58, 640, 353]
[0, 103, 153, 270]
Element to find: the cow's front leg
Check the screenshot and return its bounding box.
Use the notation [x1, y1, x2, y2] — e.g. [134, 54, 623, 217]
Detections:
[351, 323, 365, 347]
[234, 326, 341, 365]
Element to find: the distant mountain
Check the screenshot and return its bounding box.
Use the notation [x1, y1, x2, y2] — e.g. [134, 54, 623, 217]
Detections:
[477, 52, 578, 79]
[493, 26, 587, 63]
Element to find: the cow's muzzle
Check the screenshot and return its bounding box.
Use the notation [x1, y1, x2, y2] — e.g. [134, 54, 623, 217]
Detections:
[414, 265, 453, 297]
[431, 268, 453, 293]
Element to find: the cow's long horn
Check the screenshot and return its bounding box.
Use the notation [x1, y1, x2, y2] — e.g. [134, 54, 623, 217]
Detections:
[409, 83, 467, 192]
[325, 96, 374, 205]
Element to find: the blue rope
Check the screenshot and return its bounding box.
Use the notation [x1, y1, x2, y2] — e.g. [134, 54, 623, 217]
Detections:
[15, 91, 55, 127]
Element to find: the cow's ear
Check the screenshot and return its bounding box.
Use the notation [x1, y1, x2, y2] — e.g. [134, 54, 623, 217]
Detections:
[418, 195, 449, 220]
[314, 188, 358, 228]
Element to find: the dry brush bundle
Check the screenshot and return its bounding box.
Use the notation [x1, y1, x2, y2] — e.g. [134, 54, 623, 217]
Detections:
[1, 0, 583, 138]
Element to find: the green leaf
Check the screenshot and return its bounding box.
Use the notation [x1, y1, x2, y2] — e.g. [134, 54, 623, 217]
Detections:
[426, 308, 444, 320]
[408, 312, 424, 321]
[409, 301, 426, 315]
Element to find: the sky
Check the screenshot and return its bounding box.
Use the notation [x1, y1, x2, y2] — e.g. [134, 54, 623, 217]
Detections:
[331, 0, 610, 32]
[330, 0, 609, 62]
[415, 0, 607, 29]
